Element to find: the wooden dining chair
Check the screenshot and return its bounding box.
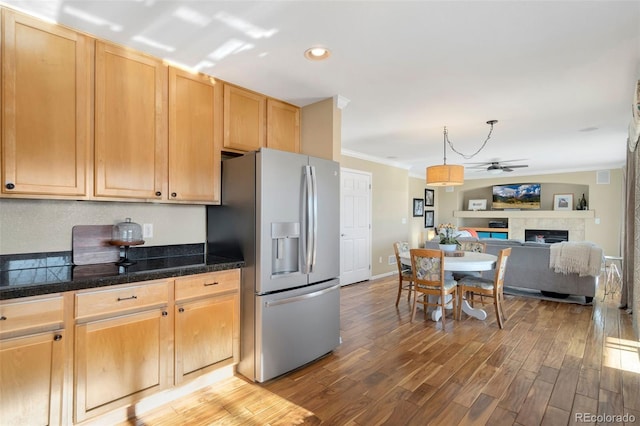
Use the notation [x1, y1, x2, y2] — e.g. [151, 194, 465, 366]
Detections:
[454, 241, 487, 301]
[458, 241, 486, 253]
[393, 242, 413, 306]
[456, 247, 511, 328]
[409, 248, 458, 325]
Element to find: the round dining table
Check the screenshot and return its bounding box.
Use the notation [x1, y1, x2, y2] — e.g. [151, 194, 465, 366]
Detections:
[399, 251, 497, 322]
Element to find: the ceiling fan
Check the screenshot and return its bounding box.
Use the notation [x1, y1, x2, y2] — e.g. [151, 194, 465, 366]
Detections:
[466, 160, 529, 174]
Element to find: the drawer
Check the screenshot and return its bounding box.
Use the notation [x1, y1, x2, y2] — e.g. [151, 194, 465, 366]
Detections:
[76, 280, 169, 320]
[0, 295, 64, 335]
[175, 269, 240, 301]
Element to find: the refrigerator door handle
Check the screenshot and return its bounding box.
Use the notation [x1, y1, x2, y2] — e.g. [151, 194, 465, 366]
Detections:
[264, 284, 340, 307]
[310, 165, 318, 270]
[302, 165, 314, 274]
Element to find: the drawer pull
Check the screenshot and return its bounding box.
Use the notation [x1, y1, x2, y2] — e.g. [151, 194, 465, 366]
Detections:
[0, 316, 6, 321]
[162, 311, 168, 316]
[203, 281, 219, 287]
[178, 307, 185, 313]
[117, 295, 138, 302]
[54, 334, 62, 341]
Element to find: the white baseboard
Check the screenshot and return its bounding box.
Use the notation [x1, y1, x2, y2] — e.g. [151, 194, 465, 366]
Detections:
[371, 271, 395, 281]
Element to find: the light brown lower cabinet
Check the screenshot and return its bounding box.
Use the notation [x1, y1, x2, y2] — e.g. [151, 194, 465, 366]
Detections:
[0, 269, 240, 424]
[0, 294, 65, 426]
[175, 292, 238, 383]
[0, 330, 65, 426]
[73, 280, 172, 423]
[174, 269, 240, 384]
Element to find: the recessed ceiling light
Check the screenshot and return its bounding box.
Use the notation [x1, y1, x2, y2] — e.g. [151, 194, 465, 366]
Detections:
[304, 46, 331, 61]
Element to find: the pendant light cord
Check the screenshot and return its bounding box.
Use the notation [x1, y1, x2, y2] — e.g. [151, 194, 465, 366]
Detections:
[444, 121, 496, 160]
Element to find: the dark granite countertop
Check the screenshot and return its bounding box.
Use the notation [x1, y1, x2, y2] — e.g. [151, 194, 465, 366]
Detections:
[0, 252, 244, 300]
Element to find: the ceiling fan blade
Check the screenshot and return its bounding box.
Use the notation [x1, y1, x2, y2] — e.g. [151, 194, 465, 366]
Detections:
[502, 167, 514, 172]
[505, 164, 528, 168]
[464, 161, 494, 166]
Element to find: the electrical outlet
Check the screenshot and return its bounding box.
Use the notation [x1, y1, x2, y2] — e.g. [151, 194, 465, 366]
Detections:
[379, 256, 383, 263]
[143, 223, 153, 238]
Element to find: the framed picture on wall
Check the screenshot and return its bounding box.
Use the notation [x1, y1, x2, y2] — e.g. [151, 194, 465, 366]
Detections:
[468, 199, 487, 211]
[412, 198, 424, 217]
[424, 210, 434, 228]
[424, 189, 434, 206]
[553, 193, 573, 211]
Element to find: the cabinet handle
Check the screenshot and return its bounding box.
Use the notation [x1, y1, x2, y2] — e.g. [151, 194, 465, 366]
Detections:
[178, 307, 185, 313]
[171, 192, 177, 198]
[117, 295, 137, 301]
[162, 311, 168, 316]
[5, 183, 15, 190]
[204, 281, 219, 287]
[54, 334, 62, 341]
[155, 191, 162, 197]
[0, 316, 6, 321]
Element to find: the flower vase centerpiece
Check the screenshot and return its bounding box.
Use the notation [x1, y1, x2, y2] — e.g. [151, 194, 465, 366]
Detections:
[438, 223, 459, 253]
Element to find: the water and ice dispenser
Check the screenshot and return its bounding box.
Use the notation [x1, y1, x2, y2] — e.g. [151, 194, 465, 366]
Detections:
[271, 222, 300, 276]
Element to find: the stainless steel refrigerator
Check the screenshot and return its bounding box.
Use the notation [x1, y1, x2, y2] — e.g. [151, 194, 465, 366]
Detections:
[207, 148, 341, 382]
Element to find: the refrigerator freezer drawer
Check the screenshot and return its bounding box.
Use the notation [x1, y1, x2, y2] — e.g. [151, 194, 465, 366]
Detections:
[254, 280, 340, 382]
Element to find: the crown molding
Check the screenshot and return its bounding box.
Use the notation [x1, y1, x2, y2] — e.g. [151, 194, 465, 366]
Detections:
[341, 149, 411, 170]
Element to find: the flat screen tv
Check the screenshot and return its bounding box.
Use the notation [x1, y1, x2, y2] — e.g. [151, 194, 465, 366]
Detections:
[492, 183, 541, 210]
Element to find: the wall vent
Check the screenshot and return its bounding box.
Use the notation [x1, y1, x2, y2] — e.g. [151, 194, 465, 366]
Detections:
[596, 170, 610, 184]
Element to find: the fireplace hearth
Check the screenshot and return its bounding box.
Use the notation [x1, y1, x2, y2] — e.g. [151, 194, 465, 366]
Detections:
[524, 229, 569, 244]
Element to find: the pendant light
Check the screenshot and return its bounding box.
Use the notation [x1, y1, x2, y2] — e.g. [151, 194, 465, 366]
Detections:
[426, 120, 498, 186]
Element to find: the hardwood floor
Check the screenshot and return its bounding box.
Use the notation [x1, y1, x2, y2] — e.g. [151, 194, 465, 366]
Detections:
[122, 273, 639, 425]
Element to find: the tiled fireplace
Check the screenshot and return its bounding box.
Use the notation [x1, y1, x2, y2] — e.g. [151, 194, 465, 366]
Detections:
[524, 229, 569, 243]
[510, 218, 585, 241]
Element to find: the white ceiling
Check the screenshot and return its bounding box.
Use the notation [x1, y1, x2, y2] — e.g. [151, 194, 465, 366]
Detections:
[5, 0, 639, 180]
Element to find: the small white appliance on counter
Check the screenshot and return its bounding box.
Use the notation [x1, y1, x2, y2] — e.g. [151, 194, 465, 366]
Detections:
[207, 148, 341, 382]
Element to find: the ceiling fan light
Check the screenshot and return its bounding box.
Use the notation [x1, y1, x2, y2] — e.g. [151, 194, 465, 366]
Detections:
[487, 168, 503, 174]
[426, 164, 464, 186]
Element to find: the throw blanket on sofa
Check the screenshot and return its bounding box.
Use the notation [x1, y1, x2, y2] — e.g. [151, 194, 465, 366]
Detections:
[549, 242, 603, 277]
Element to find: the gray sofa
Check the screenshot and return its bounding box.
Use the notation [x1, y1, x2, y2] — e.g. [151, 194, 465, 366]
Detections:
[426, 239, 599, 303]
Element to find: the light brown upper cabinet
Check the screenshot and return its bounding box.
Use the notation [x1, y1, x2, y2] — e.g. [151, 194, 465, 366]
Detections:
[223, 84, 266, 152]
[266, 99, 300, 153]
[94, 41, 168, 200]
[1, 9, 92, 197]
[168, 68, 222, 204]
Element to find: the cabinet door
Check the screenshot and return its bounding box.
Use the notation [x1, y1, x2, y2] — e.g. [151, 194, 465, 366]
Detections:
[75, 308, 170, 422]
[94, 41, 167, 200]
[1, 10, 91, 196]
[223, 84, 265, 152]
[175, 292, 238, 383]
[168, 67, 221, 203]
[266, 99, 300, 153]
[0, 330, 65, 426]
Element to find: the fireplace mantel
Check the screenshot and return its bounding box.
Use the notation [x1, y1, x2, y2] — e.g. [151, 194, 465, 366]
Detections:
[453, 210, 594, 241]
[453, 210, 595, 219]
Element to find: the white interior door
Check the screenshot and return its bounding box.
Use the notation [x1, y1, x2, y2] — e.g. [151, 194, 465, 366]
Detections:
[340, 168, 371, 286]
